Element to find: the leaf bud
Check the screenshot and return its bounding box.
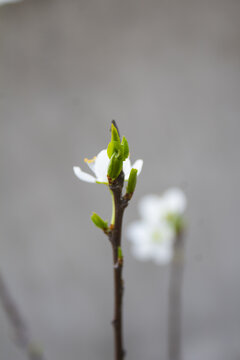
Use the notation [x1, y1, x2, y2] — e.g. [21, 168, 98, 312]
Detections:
[107, 153, 123, 180]
[126, 168, 138, 196]
[91, 212, 108, 230]
[121, 136, 129, 161]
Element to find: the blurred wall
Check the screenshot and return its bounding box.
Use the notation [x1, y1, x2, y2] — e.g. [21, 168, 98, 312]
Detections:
[1, 0, 240, 359]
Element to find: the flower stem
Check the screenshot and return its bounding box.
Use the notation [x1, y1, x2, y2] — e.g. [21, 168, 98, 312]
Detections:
[0, 271, 46, 360]
[168, 232, 184, 360]
[110, 189, 116, 226]
[108, 171, 129, 360]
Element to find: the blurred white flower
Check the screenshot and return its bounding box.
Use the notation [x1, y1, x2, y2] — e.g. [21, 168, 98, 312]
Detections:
[127, 188, 186, 265]
[127, 220, 175, 264]
[73, 149, 143, 184]
[139, 188, 186, 224]
[0, 0, 22, 5]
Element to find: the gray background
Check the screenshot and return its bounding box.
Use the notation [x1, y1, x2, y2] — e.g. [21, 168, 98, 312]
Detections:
[0, 0, 240, 359]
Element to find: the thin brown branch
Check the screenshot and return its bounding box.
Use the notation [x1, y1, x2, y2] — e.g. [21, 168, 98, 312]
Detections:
[0, 272, 46, 360]
[108, 171, 129, 360]
[168, 232, 185, 360]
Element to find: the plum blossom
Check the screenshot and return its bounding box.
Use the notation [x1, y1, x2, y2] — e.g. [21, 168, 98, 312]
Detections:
[73, 149, 143, 184]
[127, 188, 186, 265]
[127, 220, 175, 264]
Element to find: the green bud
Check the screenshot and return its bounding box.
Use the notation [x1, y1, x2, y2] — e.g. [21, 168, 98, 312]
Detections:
[121, 136, 129, 161]
[126, 168, 138, 195]
[118, 246, 123, 261]
[107, 124, 121, 159]
[107, 153, 123, 180]
[107, 140, 122, 159]
[91, 212, 108, 230]
[111, 123, 121, 142]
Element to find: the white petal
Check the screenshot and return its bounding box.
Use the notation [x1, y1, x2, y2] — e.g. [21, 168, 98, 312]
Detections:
[127, 218, 175, 264]
[162, 188, 187, 214]
[123, 158, 131, 180]
[132, 159, 143, 176]
[73, 166, 96, 183]
[84, 157, 97, 174]
[0, 0, 21, 4]
[126, 221, 148, 244]
[138, 194, 162, 223]
[149, 225, 174, 264]
[94, 149, 109, 183]
[152, 222, 175, 243]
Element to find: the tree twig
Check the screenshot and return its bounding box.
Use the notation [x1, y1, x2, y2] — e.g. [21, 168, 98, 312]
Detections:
[108, 171, 129, 360]
[168, 232, 184, 360]
[0, 271, 46, 360]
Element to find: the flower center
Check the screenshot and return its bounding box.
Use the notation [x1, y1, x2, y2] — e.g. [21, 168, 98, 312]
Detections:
[151, 230, 163, 244]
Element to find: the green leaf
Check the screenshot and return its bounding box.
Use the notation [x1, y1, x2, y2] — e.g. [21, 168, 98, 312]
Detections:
[111, 123, 120, 142]
[126, 168, 138, 195]
[107, 124, 121, 159]
[121, 136, 129, 161]
[107, 140, 122, 159]
[107, 153, 123, 180]
[91, 212, 108, 230]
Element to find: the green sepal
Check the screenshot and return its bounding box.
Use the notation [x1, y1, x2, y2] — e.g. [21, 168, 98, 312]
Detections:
[121, 136, 129, 161]
[107, 153, 123, 180]
[91, 212, 108, 230]
[126, 168, 138, 195]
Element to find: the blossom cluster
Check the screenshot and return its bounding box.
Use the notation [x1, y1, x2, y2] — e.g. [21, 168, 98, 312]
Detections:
[127, 188, 186, 265]
[73, 149, 143, 184]
[73, 123, 143, 230]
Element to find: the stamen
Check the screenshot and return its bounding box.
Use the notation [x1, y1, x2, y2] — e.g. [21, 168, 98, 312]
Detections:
[84, 156, 97, 164]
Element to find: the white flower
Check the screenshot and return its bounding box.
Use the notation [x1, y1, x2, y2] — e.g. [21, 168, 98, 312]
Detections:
[139, 188, 186, 224]
[73, 149, 143, 184]
[0, 0, 22, 5]
[127, 188, 186, 265]
[127, 220, 175, 265]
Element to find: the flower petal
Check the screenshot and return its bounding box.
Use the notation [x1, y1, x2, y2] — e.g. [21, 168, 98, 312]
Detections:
[84, 156, 97, 174]
[138, 194, 162, 223]
[94, 149, 109, 183]
[162, 188, 187, 214]
[151, 221, 175, 244]
[123, 158, 131, 180]
[126, 221, 148, 244]
[132, 159, 143, 176]
[73, 166, 96, 183]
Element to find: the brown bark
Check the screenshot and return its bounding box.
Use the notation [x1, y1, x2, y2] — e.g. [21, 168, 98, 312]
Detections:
[108, 171, 129, 360]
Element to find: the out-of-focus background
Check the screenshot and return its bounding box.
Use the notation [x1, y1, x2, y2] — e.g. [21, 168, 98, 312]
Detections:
[1, 0, 240, 359]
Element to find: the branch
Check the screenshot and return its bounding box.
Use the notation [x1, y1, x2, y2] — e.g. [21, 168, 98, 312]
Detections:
[108, 171, 130, 360]
[168, 232, 185, 360]
[0, 272, 47, 360]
